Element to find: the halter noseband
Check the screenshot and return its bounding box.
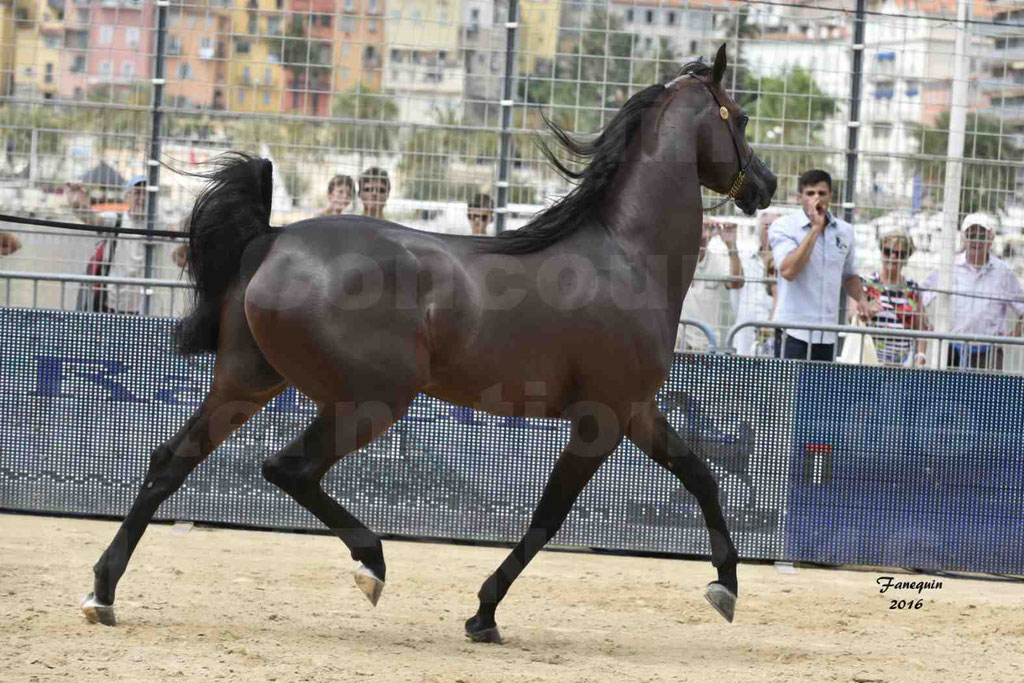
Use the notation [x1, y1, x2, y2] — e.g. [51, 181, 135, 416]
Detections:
[689, 74, 754, 211]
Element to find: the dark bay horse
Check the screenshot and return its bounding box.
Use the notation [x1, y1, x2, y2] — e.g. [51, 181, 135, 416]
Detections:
[81, 45, 777, 643]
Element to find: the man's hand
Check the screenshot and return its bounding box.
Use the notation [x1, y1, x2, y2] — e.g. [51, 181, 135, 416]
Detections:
[810, 199, 828, 232]
[718, 221, 738, 249]
[171, 244, 188, 269]
[854, 297, 874, 322]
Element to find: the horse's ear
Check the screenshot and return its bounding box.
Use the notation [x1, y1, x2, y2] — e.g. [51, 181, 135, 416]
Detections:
[712, 44, 728, 87]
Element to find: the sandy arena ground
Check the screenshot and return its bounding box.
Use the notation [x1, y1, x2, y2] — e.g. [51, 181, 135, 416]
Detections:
[1, 512, 1022, 682]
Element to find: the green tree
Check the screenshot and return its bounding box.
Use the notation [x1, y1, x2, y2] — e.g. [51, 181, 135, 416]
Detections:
[270, 15, 332, 112]
[0, 104, 67, 174]
[518, 9, 671, 132]
[910, 110, 1023, 214]
[732, 66, 840, 195]
[330, 86, 400, 153]
[399, 106, 475, 201]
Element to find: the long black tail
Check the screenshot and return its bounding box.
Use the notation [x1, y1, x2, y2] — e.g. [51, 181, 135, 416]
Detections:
[174, 153, 275, 356]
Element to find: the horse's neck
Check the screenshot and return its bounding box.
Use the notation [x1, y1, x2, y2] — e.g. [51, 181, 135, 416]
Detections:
[601, 159, 703, 312]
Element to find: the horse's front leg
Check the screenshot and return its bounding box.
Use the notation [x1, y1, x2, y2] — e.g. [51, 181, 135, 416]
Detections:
[466, 411, 622, 644]
[626, 402, 739, 622]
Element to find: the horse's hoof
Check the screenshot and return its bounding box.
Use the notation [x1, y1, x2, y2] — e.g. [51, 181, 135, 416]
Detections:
[81, 592, 116, 626]
[704, 582, 737, 623]
[353, 563, 384, 607]
[464, 616, 503, 644]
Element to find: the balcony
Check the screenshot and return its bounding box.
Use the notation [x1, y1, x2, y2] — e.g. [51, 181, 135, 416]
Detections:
[987, 102, 1024, 123]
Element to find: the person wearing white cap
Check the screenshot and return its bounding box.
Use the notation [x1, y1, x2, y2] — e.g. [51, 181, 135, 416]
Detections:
[921, 212, 1024, 370]
[67, 173, 151, 314]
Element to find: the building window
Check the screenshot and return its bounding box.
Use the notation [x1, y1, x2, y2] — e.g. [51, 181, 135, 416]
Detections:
[267, 16, 281, 34]
[242, 66, 251, 84]
[263, 90, 271, 105]
[126, 27, 140, 48]
[99, 60, 112, 77]
[99, 26, 113, 44]
[344, 0, 355, 10]
[235, 40, 250, 54]
[368, 0, 379, 13]
[238, 89, 246, 104]
[177, 62, 192, 79]
[71, 55, 86, 72]
[44, 63, 54, 83]
[122, 61, 135, 77]
[905, 80, 919, 97]
[645, 9, 654, 24]
[369, 19, 378, 33]
[340, 16, 355, 31]
[667, 11, 676, 25]
[264, 67, 272, 84]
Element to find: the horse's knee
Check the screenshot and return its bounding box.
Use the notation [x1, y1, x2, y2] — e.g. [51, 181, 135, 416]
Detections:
[672, 455, 718, 499]
[142, 443, 195, 497]
[261, 453, 315, 492]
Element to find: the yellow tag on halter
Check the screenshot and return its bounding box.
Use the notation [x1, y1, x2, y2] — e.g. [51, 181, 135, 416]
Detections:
[720, 106, 729, 120]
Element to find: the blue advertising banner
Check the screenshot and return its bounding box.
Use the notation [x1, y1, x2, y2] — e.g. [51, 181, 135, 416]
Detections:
[0, 309, 787, 560]
[784, 363, 1024, 573]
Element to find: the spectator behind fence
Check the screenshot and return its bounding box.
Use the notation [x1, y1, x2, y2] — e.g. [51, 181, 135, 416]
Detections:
[322, 174, 355, 217]
[922, 212, 1024, 370]
[769, 169, 871, 361]
[857, 229, 929, 366]
[67, 174, 177, 315]
[359, 167, 390, 220]
[676, 218, 744, 353]
[468, 193, 494, 235]
[0, 231, 21, 256]
[731, 210, 779, 355]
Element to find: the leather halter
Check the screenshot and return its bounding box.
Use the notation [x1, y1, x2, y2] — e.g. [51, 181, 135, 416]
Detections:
[689, 75, 754, 211]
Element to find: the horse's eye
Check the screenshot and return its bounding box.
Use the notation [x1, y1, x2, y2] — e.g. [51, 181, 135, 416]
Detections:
[739, 115, 750, 128]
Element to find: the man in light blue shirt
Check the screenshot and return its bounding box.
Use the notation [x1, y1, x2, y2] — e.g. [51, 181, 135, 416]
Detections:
[769, 169, 871, 360]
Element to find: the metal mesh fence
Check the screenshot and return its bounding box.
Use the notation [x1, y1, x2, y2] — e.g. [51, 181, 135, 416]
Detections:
[1, 0, 1022, 358]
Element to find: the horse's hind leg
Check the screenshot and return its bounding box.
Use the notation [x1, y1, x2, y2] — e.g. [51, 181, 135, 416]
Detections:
[82, 382, 283, 625]
[466, 414, 623, 644]
[83, 286, 285, 625]
[627, 403, 739, 623]
[261, 397, 412, 607]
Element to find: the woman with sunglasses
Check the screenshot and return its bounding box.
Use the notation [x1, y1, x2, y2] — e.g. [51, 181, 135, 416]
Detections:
[858, 229, 929, 366]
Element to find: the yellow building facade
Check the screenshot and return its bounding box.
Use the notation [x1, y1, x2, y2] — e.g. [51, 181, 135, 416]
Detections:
[518, 0, 559, 73]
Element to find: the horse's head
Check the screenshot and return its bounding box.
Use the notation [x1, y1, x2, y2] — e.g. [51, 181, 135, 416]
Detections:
[668, 45, 777, 216]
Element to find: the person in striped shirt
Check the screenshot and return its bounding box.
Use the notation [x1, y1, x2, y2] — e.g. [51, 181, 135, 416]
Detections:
[859, 229, 929, 366]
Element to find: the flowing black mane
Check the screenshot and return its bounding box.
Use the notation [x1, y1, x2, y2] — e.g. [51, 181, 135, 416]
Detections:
[479, 61, 711, 256]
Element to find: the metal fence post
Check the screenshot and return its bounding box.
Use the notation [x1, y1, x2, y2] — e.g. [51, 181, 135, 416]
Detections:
[143, 0, 170, 315]
[496, 0, 519, 234]
[839, 0, 867, 328]
[844, 0, 866, 227]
